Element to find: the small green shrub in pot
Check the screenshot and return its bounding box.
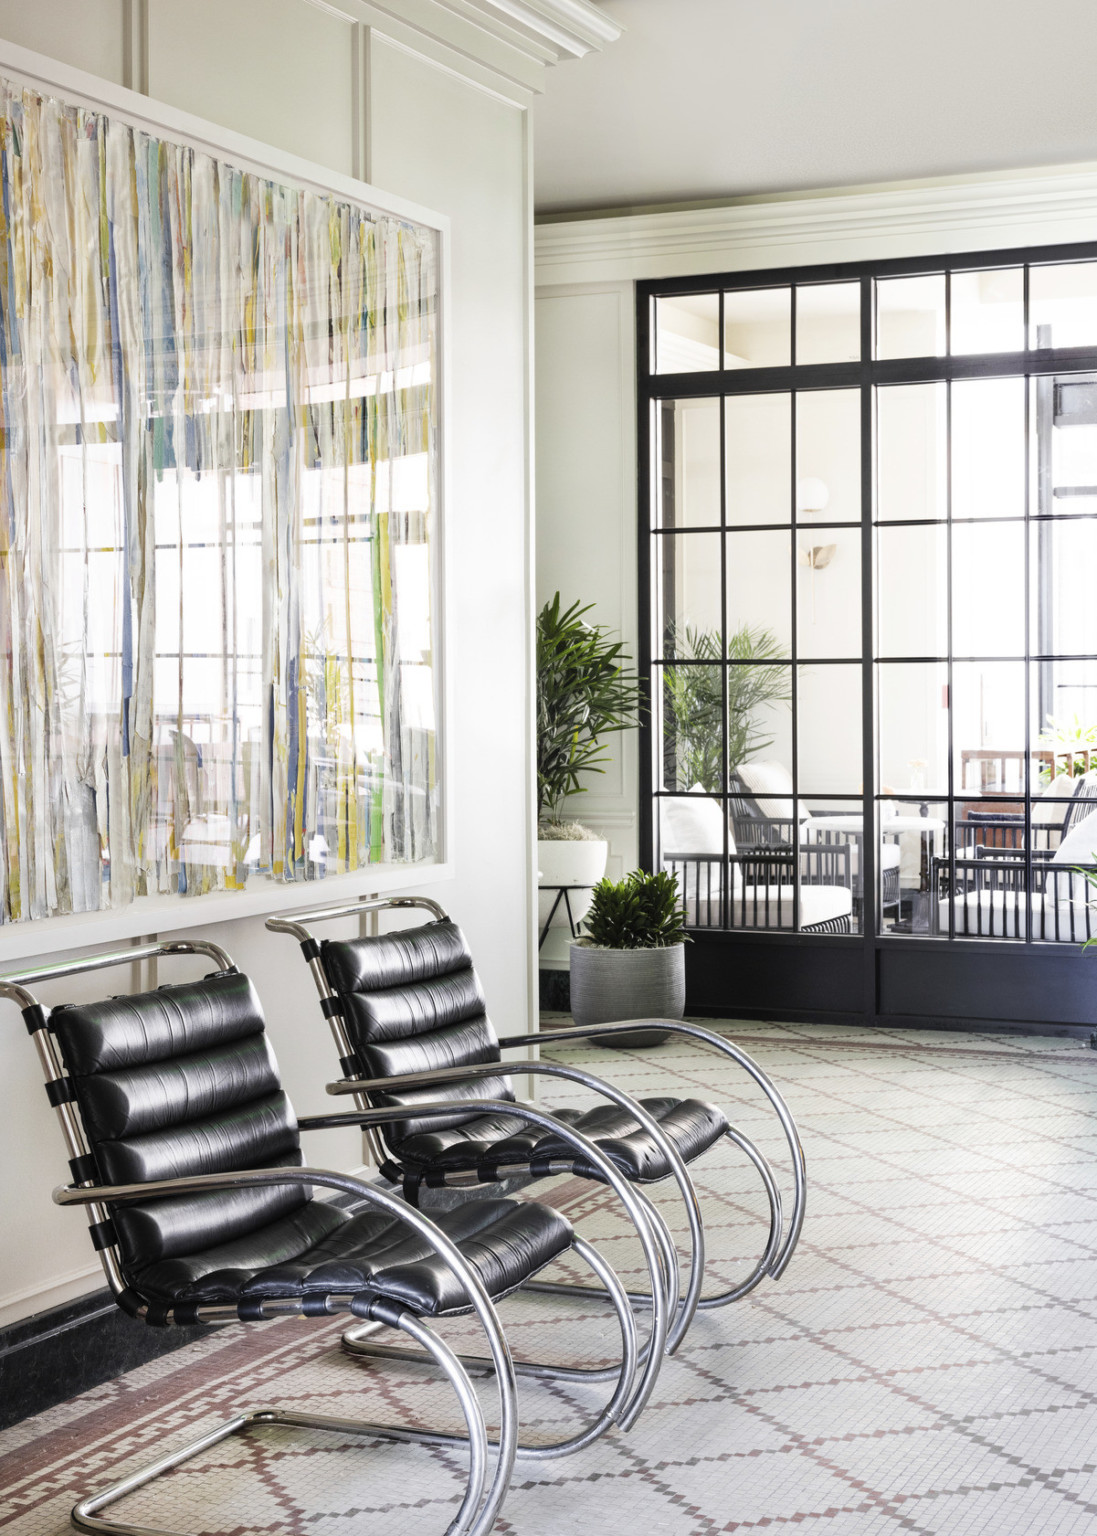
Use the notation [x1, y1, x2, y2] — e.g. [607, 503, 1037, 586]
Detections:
[570, 870, 689, 1048]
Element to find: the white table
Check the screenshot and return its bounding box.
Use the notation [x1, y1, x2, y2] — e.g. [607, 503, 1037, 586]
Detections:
[804, 814, 945, 888]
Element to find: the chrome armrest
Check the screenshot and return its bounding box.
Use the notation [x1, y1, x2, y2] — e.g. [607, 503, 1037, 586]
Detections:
[496, 1021, 805, 1281]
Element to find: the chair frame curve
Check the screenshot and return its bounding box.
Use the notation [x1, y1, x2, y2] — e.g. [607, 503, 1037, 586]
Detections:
[2, 938, 612, 1536]
[268, 896, 799, 1331]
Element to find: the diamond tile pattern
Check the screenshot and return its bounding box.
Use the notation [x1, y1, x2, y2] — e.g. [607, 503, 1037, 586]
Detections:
[4, 1019, 1097, 1534]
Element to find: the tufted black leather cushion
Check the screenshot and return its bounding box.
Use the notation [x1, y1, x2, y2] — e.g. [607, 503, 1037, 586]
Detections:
[322, 920, 730, 1183]
[50, 973, 307, 1274]
[134, 1195, 573, 1316]
[394, 1096, 729, 1184]
[322, 922, 514, 1142]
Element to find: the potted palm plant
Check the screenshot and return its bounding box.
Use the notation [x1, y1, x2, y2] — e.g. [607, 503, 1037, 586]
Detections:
[537, 594, 643, 948]
[662, 622, 792, 791]
[569, 869, 689, 1048]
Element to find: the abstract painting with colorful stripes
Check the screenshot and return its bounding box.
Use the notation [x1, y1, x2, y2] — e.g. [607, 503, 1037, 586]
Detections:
[0, 77, 440, 923]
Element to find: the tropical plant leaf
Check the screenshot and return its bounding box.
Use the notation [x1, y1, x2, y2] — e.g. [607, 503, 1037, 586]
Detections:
[581, 868, 689, 949]
[662, 623, 791, 792]
[537, 593, 644, 821]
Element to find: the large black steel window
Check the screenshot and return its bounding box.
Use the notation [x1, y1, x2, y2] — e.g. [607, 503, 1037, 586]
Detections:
[640, 244, 1097, 1028]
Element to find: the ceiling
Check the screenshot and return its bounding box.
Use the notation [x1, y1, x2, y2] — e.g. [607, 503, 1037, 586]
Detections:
[534, 0, 1097, 217]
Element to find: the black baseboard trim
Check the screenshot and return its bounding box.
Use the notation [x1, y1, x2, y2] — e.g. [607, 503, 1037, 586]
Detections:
[0, 1287, 203, 1430]
[538, 967, 570, 1012]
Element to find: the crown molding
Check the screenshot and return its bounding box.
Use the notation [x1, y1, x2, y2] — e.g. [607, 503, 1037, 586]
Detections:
[535, 163, 1097, 287]
[452, 0, 622, 58]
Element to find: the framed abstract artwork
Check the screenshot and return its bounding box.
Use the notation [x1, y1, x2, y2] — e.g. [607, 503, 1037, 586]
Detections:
[0, 46, 449, 949]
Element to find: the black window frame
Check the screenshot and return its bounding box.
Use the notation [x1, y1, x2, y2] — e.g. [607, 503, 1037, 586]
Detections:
[638, 238, 1097, 1029]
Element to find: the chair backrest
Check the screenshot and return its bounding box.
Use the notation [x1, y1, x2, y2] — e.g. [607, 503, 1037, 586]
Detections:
[319, 920, 514, 1147]
[1062, 774, 1097, 838]
[48, 970, 306, 1286]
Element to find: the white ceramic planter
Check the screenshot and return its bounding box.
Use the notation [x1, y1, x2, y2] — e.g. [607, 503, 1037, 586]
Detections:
[536, 837, 608, 946]
[568, 941, 686, 1048]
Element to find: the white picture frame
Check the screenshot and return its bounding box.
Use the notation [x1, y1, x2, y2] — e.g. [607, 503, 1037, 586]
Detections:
[0, 38, 453, 963]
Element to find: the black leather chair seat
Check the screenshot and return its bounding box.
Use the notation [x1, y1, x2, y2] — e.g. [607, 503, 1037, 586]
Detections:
[393, 1096, 730, 1184]
[133, 1195, 573, 1317]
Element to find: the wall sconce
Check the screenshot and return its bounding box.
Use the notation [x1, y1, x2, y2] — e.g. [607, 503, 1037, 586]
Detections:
[798, 542, 836, 622]
[796, 476, 829, 517]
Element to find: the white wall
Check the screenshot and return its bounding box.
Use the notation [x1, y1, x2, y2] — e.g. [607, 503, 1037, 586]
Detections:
[535, 283, 638, 880]
[0, 0, 542, 1329]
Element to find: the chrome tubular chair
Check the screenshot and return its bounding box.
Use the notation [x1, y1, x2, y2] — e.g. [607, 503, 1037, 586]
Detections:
[2, 939, 647, 1536]
[267, 897, 800, 1355]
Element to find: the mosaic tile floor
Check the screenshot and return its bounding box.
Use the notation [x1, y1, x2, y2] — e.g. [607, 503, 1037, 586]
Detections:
[4, 1019, 1097, 1534]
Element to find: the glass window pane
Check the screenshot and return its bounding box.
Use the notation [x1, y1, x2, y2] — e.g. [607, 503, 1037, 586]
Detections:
[725, 393, 791, 526]
[797, 663, 862, 795]
[655, 398, 720, 528]
[654, 294, 719, 373]
[727, 529, 792, 653]
[796, 388, 860, 523]
[798, 526, 861, 659]
[877, 524, 947, 658]
[727, 664, 792, 782]
[878, 662, 949, 795]
[1030, 262, 1097, 350]
[953, 660, 1027, 797]
[878, 799, 947, 936]
[1032, 658, 1097, 769]
[1034, 373, 1097, 516]
[1032, 516, 1097, 660]
[659, 532, 723, 652]
[876, 274, 946, 359]
[796, 282, 861, 365]
[950, 267, 1023, 354]
[659, 665, 726, 792]
[723, 288, 791, 368]
[951, 377, 1025, 520]
[876, 383, 947, 522]
[951, 521, 1025, 658]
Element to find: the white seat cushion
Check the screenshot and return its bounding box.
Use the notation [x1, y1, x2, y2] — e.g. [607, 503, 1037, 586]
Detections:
[680, 879, 852, 930]
[660, 786, 726, 857]
[944, 888, 1092, 941]
[1034, 772, 1077, 826]
[734, 760, 803, 821]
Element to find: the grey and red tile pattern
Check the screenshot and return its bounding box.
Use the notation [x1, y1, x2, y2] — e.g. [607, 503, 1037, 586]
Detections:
[3, 1019, 1097, 1534]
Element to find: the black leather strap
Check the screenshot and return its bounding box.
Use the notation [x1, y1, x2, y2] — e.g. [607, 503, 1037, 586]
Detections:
[68, 1153, 98, 1184]
[88, 1218, 118, 1250]
[349, 1292, 410, 1328]
[300, 937, 321, 962]
[339, 1053, 360, 1077]
[320, 996, 343, 1020]
[22, 1003, 48, 1035]
[45, 1077, 76, 1107]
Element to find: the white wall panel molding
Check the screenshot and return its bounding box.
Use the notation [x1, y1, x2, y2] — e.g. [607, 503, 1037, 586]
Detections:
[120, 0, 148, 94]
[535, 163, 1097, 286]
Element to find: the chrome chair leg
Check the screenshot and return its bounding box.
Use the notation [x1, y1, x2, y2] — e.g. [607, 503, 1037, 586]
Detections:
[341, 1235, 639, 1457]
[71, 1308, 491, 1536]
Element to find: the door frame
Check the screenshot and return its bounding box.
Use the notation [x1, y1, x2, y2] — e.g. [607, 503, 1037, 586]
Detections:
[638, 238, 1097, 1035]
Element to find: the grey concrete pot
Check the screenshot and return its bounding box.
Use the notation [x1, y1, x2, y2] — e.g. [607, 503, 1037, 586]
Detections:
[568, 941, 686, 1048]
